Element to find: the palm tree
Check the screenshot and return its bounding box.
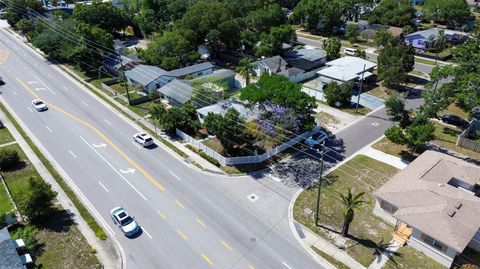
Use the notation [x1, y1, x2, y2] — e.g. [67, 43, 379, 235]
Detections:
[236, 57, 255, 86]
[335, 188, 368, 237]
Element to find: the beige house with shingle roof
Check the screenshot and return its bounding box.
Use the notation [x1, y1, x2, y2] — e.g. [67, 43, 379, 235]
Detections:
[373, 151, 480, 267]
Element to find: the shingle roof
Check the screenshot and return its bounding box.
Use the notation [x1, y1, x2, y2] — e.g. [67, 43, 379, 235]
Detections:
[124, 65, 168, 86]
[406, 28, 468, 40]
[255, 56, 287, 71]
[279, 67, 305, 77]
[158, 79, 194, 104]
[0, 228, 24, 269]
[375, 151, 480, 252]
[166, 62, 214, 78]
[317, 56, 376, 82]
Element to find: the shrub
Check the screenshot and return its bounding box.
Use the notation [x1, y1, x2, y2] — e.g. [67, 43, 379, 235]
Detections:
[21, 177, 57, 224]
[12, 225, 38, 251]
[323, 82, 352, 107]
[0, 148, 21, 171]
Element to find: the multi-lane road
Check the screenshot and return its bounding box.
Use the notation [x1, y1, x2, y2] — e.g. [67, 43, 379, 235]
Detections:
[0, 24, 425, 269]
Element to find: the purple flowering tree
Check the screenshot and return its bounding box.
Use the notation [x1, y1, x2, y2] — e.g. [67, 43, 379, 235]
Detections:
[257, 102, 302, 141]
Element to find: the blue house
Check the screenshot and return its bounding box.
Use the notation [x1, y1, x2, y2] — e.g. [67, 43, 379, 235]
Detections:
[405, 28, 468, 50]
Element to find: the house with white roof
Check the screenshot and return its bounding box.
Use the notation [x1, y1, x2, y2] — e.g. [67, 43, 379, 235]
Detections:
[374, 151, 480, 267]
[316, 56, 376, 89]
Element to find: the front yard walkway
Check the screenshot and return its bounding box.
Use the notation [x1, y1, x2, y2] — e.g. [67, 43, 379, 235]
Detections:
[358, 143, 410, 170]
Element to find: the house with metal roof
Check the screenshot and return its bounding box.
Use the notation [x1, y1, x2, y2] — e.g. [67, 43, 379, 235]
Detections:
[316, 56, 376, 88]
[196, 100, 259, 123]
[373, 151, 480, 267]
[166, 62, 213, 78]
[157, 79, 194, 107]
[405, 28, 468, 50]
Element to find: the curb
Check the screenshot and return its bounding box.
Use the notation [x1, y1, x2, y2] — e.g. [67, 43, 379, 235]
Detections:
[288, 189, 337, 269]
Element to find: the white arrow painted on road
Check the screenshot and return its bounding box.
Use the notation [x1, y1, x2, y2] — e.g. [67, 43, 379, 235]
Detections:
[92, 143, 107, 148]
[119, 168, 135, 174]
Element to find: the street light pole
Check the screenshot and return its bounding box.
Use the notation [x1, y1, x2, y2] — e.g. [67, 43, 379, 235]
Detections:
[355, 64, 366, 113]
[315, 140, 326, 227]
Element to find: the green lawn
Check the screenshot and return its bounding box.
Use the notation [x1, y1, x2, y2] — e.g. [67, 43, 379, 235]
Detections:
[372, 137, 418, 162]
[0, 126, 15, 145]
[414, 57, 438, 66]
[0, 178, 13, 216]
[128, 100, 158, 118]
[384, 245, 446, 269]
[2, 144, 101, 268]
[367, 85, 393, 100]
[440, 102, 469, 119]
[314, 112, 340, 131]
[294, 155, 399, 267]
[432, 122, 480, 160]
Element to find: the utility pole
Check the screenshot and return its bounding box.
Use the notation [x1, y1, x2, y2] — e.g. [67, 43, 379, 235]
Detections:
[355, 64, 366, 113]
[315, 140, 326, 227]
[120, 59, 131, 105]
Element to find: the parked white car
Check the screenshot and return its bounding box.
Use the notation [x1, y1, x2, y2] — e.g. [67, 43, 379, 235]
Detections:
[31, 99, 48, 111]
[133, 132, 154, 147]
[344, 48, 356, 56]
[110, 207, 140, 237]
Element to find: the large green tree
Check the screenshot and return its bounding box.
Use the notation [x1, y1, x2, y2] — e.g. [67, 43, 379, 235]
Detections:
[4, 0, 43, 29]
[244, 4, 285, 34]
[72, 1, 125, 33]
[256, 25, 296, 56]
[151, 103, 200, 135]
[368, 0, 416, 27]
[323, 82, 352, 107]
[385, 94, 411, 127]
[323, 37, 341, 61]
[236, 57, 256, 86]
[385, 122, 436, 153]
[21, 177, 57, 224]
[340, 0, 374, 22]
[377, 43, 415, 87]
[293, 0, 343, 33]
[140, 30, 198, 70]
[424, 0, 471, 25]
[240, 74, 316, 121]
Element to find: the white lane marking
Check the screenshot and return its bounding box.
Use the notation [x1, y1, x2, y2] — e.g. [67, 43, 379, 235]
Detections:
[142, 227, 153, 239]
[104, 119, 112, 126]
[371, 122, 379, 127]
[47, 73, 53, 78]
[35, 87, 46, 92]
[81, 100, 88, 106]
[27, 107, 33, 112]
[63, 86, 68, 91]
[46, 126, 53, 133]
[69, 150, 77, 158]
[92, 143, 107, 148]
[169, 171, 181, 181]
[80, 136, 148, 201]
[282, 262, 293, 269]
[28, 81, 39, 84]
[119, 168, 135, 174]
[33, 74, 56, 95]
[12, 91, 17, 96]
[98, 181, 109, 192]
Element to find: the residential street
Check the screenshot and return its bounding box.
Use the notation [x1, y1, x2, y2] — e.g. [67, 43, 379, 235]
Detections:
[0, 27, 424, 269]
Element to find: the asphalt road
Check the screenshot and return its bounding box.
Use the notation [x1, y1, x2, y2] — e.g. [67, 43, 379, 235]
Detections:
[297, 36, 435, 75]
[0, 29, 323, 269]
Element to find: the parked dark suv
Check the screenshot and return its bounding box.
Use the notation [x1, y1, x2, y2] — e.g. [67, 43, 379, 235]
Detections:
[441, 114, 470, 129]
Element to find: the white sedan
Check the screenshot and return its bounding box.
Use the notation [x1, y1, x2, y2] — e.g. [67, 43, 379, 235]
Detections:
[133, 132, 154, 147]
[31, 99, 48, 111]
[110, 207, 140, 237]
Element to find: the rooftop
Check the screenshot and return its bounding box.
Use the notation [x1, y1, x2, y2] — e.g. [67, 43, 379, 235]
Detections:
[0, 228, 24, 269]
[285, 48, 326, 62]
[375, 151, 480, 252]
[158, 79, 194, 105]
[406, 28, 468, 40]
[317, 56, 376, 82]
[255, 55, 287, 71]
[166, 62, 214, 78]
[197, 100, 259, 122]
[124, 64, 168, 86]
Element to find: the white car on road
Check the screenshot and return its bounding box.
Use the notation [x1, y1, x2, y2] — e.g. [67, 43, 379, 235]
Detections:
[133, 132, 154, 147]
[110, 207, 140, 237]
[31, 99, 48, 111]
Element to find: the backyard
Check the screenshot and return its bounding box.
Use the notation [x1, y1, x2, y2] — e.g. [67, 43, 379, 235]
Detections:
[294, 155, 399, 267]
[1, 144, 101, 268]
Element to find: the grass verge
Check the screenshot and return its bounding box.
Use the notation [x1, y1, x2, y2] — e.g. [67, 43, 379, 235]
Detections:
[372, 137, 418, 162]
[0, 126, 15, 145]
[294, 155, 399, 267]
[312, 247, 350, 269]
[0, 102, 107, 240]
[185, 144, 220, 167]
[432, 122, 480, 160]
[415, 56, 438, 66]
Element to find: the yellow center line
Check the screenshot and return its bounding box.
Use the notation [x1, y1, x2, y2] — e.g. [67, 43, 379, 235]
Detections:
[176, 200, 185, 208]
[220, 240, 232, 251]
[248, 264, 255, 269]
[201, 254, 214, 266]
[196, 218, 207, 228]
[16, 77, 165, 192]
[156, 210, 166, 220]
[177, 230, 188, 240]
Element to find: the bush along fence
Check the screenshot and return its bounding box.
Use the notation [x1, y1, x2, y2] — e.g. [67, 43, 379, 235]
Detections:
[456, 120, 480, 153]
[176, 127, 318, 166]
[100, 78, 129, 103]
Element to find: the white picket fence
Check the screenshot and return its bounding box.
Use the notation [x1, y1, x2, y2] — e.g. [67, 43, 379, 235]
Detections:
[176, 128, 318, 165]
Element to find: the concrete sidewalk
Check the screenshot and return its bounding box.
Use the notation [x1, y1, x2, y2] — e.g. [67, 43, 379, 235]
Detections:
[295, 221, 367, 269]
[368, 240, 402, 269]
[358, 145, 410, 170]
[0, 103, 121, 269]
